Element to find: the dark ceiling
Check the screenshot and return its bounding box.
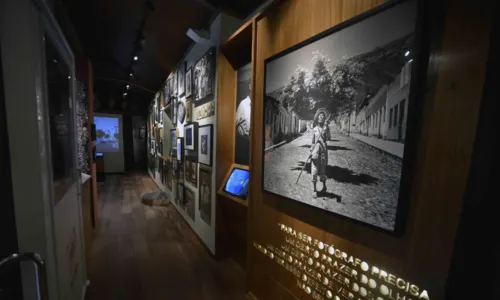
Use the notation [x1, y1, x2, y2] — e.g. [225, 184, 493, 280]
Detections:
[58, 0, 267, 115]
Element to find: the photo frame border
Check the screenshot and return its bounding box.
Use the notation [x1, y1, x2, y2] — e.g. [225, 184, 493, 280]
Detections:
[261, 0, 429, 236]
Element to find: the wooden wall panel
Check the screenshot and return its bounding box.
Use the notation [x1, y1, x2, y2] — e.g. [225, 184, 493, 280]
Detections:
[215, 54, 237, 189]
[248, 0, 493, 299]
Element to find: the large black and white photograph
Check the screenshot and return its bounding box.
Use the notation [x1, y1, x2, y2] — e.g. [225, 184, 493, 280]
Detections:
[194, 48, 215, 104]
[198, 124, 213, 166]
[235, 63, 252, 166]
[263, 0, 417, 232]
[199, 167, 212, 225]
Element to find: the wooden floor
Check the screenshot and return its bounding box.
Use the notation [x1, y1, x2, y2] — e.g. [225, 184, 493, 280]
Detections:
[84, 173, 247, 300]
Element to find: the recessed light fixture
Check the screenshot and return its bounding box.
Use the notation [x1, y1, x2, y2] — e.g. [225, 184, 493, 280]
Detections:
[126, 85, 130, 89]
[123, 92, 127, 96]
[129, 73, 133, 77]
[405, 51, 410, 57]
[68, 76, 71, 79]
[134, 56, 138, 61]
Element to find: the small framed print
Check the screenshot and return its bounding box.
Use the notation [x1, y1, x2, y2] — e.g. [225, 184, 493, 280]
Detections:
[171, 97, 178, 125]
[177, 182, 184, 205]
[184, 122, 197, 151]
[185, 100, 193, 123]
[199, 166, 212, 225]
[177, 101, 186, 124]
[170, 129, 177, 150]
[177, 137, 184, 161]
[185, 67, 193, 98]
[198, 124, 213, 166]
[178, 62, 186, 97]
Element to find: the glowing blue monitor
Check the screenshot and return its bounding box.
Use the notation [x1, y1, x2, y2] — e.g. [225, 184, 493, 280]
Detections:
[223, 168, 250, 200]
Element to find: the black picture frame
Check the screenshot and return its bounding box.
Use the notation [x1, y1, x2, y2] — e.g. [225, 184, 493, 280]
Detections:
[178, 62, 186, 97]
[185, 66, 193, 98]
[170, 129, 177, 150]
[171, 97, 177, 125]
[199, 165, 212, 225]
[198, 124, 213, 166]
[177, 137, 184, 162]
[184, 122, 198, 151]
[164, 80, 171, 106]
[261, 0, 426, 235]
[193, 47, 216, 106]
[177, 101, 186, 124]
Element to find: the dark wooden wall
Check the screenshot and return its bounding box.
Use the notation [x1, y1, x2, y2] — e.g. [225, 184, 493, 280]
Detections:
[0, 45, 23, 300]
[248, 0, 494, 299]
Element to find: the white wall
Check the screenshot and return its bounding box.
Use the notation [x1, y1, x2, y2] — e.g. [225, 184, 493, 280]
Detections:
[94, 112, 125, 173]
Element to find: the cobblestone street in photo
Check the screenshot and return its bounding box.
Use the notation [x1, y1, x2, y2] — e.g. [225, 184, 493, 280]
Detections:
[263, 124, 403, 230]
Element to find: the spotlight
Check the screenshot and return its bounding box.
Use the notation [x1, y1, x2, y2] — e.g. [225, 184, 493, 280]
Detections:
[129, 72, 133, 77]
[405, 51, 410, 57]
[123, 92, 127, 96]
[134, 56, 138, 61]
[126, 85, 130, 89]
[408, 59, 413, 63]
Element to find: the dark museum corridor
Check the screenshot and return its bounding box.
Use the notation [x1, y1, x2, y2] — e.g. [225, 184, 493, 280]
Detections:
[84, 174, 246, 300]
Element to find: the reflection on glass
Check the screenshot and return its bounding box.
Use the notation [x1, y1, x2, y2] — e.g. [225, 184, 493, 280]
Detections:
[45, 35, 74, 203]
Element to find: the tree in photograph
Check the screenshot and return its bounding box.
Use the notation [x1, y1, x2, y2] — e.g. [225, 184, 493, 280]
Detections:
[114, 133, 119, 141]
[331, 57, 366, 135]
[96, 129, 106, 140]
[309, 51, 336, 115]
[278, 66, 311, 120]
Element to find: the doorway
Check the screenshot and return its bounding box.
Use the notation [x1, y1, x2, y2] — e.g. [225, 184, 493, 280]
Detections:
[1, 0, 88, 299]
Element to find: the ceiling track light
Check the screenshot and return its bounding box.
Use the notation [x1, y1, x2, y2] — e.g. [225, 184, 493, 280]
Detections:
[133, 55, 139, 61]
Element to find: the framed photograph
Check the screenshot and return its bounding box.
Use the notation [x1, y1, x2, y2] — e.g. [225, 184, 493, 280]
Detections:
[171, 97, 177, 125]
[194, 47, 216, 105]
[185, 187, 196, 221]
[164, 81, 171, 106]
[178, 62, 186, 97]
[170, 129, 177, 150]
[177, 182, 184, 205]
[185, 100, 193, 123]
[172, 71, 178, 96]
[199, 166, 212, 225]
[185, 160, 197, 186]
[235, 63, 252, 166]
[177, 137, 184, 161]
[198, 124, 213, 166]
[262, 0, 421, 234]
[178, 162, 184, 183]
[185, 67, 193, 98]
[184, 122, 197, 151]
[150, 139, 155, 155]
[177, 101, 186, 124]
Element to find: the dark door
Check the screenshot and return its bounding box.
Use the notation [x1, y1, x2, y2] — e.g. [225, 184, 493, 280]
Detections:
[0, 45, 23, 300]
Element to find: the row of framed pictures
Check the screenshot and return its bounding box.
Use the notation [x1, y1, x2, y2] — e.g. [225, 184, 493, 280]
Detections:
[172, 164, 212, 226]
[163, 48, 216, 106]
[170, 123, 213, 166]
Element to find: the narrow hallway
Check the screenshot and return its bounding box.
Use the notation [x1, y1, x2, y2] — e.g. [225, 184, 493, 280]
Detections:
[84, 174, 246, 300]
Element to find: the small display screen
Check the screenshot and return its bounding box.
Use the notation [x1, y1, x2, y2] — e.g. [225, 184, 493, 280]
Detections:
[223, 168, 250, 200]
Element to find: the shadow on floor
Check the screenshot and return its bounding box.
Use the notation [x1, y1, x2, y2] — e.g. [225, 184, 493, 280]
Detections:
[299, 144, 351, 151]
[290, 161, 379, 186]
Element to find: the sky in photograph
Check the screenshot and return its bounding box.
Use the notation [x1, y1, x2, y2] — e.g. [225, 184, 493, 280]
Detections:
[95, 116, 119, 136]
[265, 0, 416, 94]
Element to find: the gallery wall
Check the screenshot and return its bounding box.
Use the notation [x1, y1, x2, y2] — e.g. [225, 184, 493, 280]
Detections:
[147, 13, 242, 254]
[247, 0, 493, 299]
